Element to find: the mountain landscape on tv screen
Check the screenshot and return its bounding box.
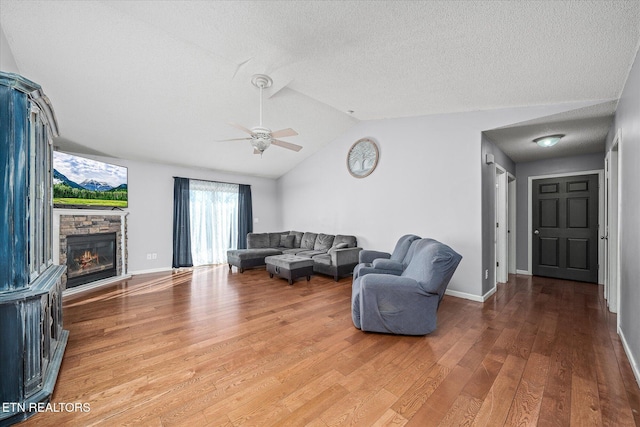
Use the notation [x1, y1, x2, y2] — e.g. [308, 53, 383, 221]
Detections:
[52, 152, 128, 208]
[54, 170, 128, 193]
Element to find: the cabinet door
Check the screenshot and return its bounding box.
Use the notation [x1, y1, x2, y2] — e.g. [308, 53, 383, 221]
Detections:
[23, 297, 44, 397]
[27, 105, 52, 282]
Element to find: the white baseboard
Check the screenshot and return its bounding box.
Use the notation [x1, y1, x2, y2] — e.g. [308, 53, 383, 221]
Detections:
[445, 283, 497, 303]
[63, 274, 131, 297]
[618, 326, 640, 389]
[516, 269, 531, 275]
[482, 286, 497, 301]
[445, 289, 484, 302]
[127, 267, 174, 276]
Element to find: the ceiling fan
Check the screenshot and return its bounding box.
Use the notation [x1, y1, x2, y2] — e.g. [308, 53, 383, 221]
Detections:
[220, 74, 302, 156]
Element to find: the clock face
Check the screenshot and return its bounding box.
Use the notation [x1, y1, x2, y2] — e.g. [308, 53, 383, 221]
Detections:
[347, 138, 379, 178]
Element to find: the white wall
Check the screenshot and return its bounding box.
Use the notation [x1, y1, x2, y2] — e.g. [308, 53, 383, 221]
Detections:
[278, 102, 608, 300]
[278, 115, 482, 299]
[66, 155, 280, 274]
[0, 23, 20, 73]
[608, 45, 640, 385]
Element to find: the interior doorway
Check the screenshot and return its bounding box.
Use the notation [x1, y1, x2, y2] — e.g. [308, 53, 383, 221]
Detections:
[531, 174, 599, 282]
[527, 170, 604, 281]
[604, 132, 620, 313]
[508, 175, 516, 275]
[495, 165, 514, 284]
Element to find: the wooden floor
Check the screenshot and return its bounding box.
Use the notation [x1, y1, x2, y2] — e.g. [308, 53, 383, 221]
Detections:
[19, 267, 640, 426]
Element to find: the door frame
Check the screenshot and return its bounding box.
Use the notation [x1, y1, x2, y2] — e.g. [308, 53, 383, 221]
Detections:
[527, 169, 605, 281]
[494, 165, 516, 284]
[508, 174, 517, 275]
[604, 130, 621, 314]
[495, 165, 508, 284]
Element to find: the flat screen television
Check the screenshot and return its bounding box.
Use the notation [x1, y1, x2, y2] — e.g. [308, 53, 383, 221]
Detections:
[53, 151, 128, 209]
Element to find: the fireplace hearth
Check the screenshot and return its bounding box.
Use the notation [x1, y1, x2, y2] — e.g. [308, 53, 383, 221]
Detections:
[66, 232, 117, 288]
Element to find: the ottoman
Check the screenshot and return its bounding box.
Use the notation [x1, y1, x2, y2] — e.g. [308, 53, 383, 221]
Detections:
[265, 254, 314, 285]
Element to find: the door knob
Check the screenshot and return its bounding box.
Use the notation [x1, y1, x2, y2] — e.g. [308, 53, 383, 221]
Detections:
[534, 229, 540, 235]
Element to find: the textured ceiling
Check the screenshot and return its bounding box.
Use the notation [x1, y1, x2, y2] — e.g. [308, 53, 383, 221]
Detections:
[485, 101, 616, 163]
[1, 1, 639, 177]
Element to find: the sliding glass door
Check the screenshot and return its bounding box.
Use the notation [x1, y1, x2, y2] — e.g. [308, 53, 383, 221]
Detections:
[189, 180, 239, 266]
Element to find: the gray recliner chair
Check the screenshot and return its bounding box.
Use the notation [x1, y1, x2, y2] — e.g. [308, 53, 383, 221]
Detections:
[353, 234, 421, 279]
[351, 238, 462, 335]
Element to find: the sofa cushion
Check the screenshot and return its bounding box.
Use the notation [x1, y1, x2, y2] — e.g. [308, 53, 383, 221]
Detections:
[314, 233, 335, 251]
[282, 248, 307, 255]
[280, 234, 295, 249]
[301, 232, 318, 250]
[289, 231, 304, 248]
[227, 248, 282, 261]
[269, 232, 287, 248]
[247, 233, 270, 249]
[334, 235, 357, 248]
[296, 250, 326, 258]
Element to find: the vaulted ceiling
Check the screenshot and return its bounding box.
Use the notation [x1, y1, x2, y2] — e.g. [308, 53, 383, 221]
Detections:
[1, 1, 639, 177]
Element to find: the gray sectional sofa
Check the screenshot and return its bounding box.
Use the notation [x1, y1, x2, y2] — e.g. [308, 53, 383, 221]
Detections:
[227, 231, 362, 281]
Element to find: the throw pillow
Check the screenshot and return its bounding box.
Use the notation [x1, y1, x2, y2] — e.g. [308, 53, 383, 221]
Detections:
[328, 242, 349, 254]
[334, 235, 357, 248]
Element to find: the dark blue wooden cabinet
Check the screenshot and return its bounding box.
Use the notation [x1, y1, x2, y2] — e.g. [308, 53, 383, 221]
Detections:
[0, 72, 68, 425]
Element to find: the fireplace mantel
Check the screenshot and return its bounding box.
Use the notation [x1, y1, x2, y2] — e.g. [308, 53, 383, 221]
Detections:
[53, 209, 129, 295]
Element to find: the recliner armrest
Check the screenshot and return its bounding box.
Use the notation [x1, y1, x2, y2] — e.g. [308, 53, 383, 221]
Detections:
[371, 258, 403, 272]
[360, 273, 419, 292]
[358, 250, 391, 264]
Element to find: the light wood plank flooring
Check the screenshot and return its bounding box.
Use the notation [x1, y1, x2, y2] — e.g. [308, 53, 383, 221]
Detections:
[19, 266, 640, 426]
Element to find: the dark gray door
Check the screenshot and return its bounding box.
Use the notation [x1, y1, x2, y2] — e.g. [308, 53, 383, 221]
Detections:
[532, 174, 599, 283]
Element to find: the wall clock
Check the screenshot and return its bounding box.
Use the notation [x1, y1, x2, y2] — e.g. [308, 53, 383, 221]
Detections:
[347, 138, 379, 178]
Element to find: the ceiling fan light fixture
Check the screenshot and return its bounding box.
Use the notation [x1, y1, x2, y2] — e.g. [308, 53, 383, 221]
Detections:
[251, 133, 272, 153]
[218, 74, 302, 155]
[534, 134, 564, 148]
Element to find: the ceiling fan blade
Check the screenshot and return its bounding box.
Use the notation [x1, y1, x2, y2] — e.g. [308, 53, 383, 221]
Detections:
[272, 139, 303, 152]
[270, 128, 298, 138]
[253, 149, 262, 155]
[229, 122, 255, 135]
[215, 137, 252, 142]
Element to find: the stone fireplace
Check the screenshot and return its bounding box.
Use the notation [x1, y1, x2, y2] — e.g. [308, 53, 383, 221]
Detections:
[54, 210, 128, 290]
[66, 232, 117, 287]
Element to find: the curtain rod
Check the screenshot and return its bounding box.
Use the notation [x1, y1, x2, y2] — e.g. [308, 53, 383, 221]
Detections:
[172, 176, 251, 187]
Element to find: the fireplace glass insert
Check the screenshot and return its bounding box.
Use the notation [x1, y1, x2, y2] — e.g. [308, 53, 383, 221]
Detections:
[66, 232, 117, 288]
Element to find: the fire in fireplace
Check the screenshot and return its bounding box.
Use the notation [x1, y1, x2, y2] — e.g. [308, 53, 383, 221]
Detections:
[66, 232, 117, 288]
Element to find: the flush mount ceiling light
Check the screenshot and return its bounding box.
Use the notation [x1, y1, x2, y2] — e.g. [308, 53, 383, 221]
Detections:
[533, 134, 564, 148]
